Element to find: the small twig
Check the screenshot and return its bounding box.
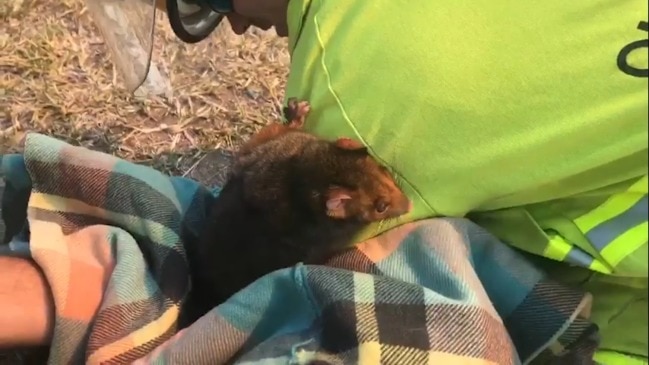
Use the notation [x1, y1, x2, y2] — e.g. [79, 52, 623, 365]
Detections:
[0, 126, 16, 138]
[182, 154, 204, 177]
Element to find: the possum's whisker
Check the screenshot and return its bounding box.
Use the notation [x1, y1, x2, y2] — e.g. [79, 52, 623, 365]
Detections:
[386, 216, 401, 226]
[372, 219, 384, 235]
[392, 171, 406, 192]
[376, 216, 398, 233]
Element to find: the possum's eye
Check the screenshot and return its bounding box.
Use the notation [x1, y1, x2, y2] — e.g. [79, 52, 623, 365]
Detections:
[375, 200, 389, 214]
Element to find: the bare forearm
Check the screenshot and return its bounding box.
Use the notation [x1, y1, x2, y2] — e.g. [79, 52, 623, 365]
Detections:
[0, 257, 54, 348]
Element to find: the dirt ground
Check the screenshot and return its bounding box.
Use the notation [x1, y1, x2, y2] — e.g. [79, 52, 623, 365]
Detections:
[1, 0, 289, 362]
[1, 0, 290, 179]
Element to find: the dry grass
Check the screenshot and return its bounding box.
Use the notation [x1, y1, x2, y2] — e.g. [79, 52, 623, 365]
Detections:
[1, 0, 288, 362]
[0, 0, 290, 177]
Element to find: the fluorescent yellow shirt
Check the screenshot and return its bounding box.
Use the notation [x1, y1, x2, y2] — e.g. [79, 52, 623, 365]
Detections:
[284, 0, 648, 362]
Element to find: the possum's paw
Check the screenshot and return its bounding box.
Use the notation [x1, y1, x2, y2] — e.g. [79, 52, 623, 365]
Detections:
[283, 98, 311, 128]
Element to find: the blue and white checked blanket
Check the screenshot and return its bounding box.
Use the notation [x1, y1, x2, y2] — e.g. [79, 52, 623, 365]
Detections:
[0, 133, 599, 364]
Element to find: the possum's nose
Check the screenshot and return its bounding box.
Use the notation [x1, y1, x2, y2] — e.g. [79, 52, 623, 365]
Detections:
[394, 195, 412, 216]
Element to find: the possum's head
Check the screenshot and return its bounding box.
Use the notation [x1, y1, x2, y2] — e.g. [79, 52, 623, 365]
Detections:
[321, 138, 412, 223]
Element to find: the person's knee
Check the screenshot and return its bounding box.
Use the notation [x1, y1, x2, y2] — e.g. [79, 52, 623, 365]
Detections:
[0, 257, 54, 348]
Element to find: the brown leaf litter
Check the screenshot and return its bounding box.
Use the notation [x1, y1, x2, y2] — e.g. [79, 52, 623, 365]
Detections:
[0, 0, 288, 363]
[0, 0, 290, 177]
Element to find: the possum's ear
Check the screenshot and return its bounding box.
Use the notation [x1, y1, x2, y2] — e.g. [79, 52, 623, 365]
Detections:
[325, 186, 354, 219]
[333, 138, 368, 155]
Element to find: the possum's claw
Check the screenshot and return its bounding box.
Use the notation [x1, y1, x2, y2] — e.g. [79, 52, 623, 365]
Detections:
[283, 98, 311, 128]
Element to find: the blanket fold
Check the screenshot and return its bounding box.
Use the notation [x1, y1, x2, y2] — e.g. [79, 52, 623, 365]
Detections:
[1, 133, 599, 364]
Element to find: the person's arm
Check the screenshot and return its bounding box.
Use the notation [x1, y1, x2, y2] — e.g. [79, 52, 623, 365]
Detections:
[0, 256, 54, 348]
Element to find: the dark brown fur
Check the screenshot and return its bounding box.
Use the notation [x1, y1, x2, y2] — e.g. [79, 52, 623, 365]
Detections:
[179, 98, 411, 328]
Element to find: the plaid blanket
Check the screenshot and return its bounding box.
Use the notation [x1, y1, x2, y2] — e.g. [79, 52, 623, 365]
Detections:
[2, 133, 600, 364]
